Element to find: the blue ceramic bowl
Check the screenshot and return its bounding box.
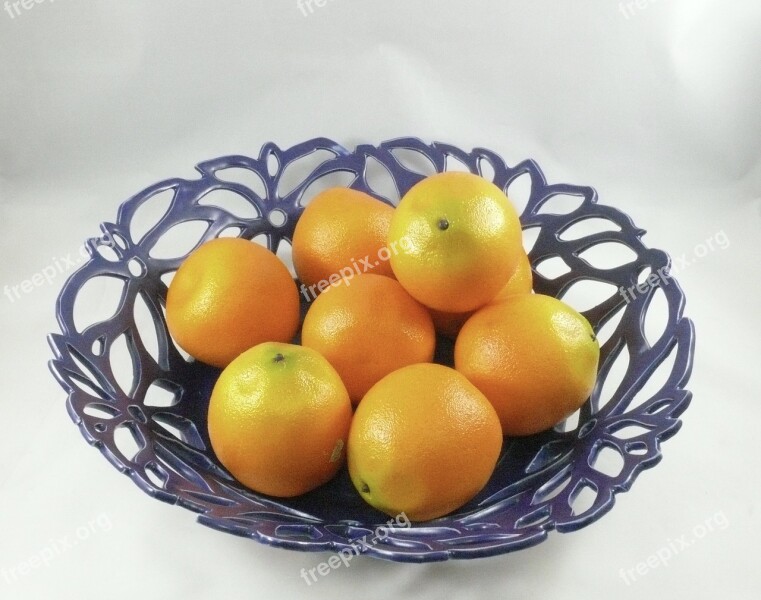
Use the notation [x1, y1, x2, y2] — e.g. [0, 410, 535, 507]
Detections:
[48, 138, 694, 562]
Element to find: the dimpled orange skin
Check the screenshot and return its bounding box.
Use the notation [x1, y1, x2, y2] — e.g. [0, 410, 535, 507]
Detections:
[388, 171, 524, 313]
[347, 363, 503, 521]
[292, 187, 395, 291]
[166, 237, 300, 368]
[208, 342, 353, 497]
[430, 249, 533, 339]
[455, 294, 600, 436]
[301, 274, 435, 405]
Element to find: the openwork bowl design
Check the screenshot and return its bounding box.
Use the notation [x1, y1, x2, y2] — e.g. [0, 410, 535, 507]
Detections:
[48, 138, 695, 562]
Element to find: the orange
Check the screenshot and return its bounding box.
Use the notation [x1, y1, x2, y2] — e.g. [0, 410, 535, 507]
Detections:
[292, 187, 394, 293]
[455, 294, 600, 436]
[301, 274, 435, 405]
[430, 249, 533, 338]
[388, 172, 523, 313]
[208, 342, 352, 497]
[166, 238, 300, 368]
[347, 363, 503, 521]
[494, 247, 533, 299]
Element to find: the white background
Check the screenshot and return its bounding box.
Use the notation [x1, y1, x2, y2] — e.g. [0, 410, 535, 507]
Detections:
[1, 1, 759, 599]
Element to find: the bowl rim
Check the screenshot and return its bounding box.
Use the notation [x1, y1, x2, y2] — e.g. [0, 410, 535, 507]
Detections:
[48, 137, 695, 562]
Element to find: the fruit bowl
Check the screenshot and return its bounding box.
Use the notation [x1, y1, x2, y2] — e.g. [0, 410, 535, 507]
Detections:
[48, 138, 695, 562]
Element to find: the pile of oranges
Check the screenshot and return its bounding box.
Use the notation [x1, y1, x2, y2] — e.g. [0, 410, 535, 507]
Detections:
[166, 172, 600, 522]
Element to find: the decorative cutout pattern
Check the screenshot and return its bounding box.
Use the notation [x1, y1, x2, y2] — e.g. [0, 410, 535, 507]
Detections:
[48, 138, 695, 562]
